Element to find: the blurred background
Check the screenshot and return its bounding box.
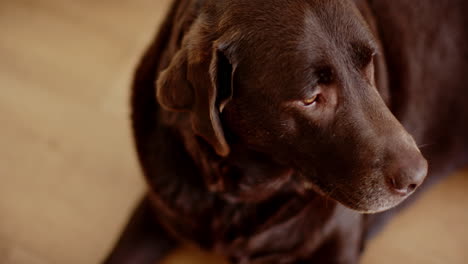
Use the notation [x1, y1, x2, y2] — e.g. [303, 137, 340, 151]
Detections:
[0, 0, 467, 264]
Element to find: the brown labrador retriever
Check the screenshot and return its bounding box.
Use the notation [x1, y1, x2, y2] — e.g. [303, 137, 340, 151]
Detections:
[103, 0, 468, 263]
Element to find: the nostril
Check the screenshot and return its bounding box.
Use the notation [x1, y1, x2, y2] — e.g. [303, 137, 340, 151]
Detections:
[385, 154, 428, 196]
[390, 177, 397, 188]
[407, 183, 417, 192]
[386, 176, 419, 196]
[386, 176, 421, 196]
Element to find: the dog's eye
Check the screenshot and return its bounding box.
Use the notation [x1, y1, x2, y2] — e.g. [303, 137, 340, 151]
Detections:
[303, 94, 319, 106]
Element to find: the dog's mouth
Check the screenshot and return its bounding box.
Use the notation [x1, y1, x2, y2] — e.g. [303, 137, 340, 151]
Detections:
[291, 138, 428, 213]
[295, 170, 422, 214]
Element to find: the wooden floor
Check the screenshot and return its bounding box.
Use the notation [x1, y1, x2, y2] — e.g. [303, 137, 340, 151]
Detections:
[0, 1, 467, 264]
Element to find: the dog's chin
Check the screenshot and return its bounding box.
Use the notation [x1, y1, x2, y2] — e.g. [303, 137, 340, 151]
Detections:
[333, 194, 407, 214]
[302, 179, 410, 214]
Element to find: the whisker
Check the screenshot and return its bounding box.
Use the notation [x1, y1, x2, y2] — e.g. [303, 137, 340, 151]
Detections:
[418, 142, 435, 149]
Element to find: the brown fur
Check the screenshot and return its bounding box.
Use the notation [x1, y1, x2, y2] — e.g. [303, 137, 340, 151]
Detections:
[103, 0, 468, 263]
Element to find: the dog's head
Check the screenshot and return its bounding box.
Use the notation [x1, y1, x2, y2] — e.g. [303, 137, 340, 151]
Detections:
[156, 0, 427, 213]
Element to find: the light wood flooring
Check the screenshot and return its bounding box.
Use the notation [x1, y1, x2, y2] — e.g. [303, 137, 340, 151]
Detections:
[0, 1, 467, 263]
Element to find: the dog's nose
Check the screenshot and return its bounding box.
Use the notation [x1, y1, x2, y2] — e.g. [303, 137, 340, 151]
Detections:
[386, 154, 428, 196]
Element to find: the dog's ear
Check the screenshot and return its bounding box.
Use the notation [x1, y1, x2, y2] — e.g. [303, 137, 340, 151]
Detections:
[156, 49, 194, 111]
[156, 43, 235, 157]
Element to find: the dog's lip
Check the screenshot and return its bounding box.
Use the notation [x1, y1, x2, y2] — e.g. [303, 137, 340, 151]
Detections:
[295, 171, 332, 198]
[295, 171, 406, 214]
[331, 192, 403, 214]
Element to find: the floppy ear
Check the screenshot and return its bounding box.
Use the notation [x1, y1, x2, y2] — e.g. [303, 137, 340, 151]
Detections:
[156, 49, 194, 111]
[156, 45, 236, 157]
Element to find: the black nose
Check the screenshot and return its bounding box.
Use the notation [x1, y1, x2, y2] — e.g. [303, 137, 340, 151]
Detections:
[386, 154, 428, 196]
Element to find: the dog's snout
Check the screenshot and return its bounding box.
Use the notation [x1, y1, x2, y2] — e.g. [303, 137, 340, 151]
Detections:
[385, 152, 428, 196]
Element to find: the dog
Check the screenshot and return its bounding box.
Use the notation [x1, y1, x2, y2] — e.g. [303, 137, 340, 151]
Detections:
[104, 0, 468, 263]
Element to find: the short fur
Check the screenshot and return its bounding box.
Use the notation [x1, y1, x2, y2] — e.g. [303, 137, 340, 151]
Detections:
[103, 0, 468, 263]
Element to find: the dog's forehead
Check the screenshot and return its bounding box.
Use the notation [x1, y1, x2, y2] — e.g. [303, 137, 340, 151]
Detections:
[216, 1, 369, 34]
[212, 0, 375, 90]
[305, 1, 376, 46]
[213, 0, 375, 60]
[300, 3, 377, 65]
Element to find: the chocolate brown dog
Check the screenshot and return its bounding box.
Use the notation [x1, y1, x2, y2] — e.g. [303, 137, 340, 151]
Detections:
[104, 0, 468, 263]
